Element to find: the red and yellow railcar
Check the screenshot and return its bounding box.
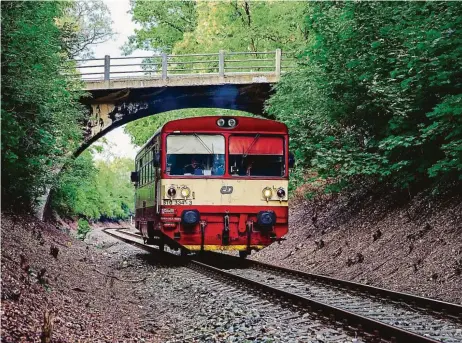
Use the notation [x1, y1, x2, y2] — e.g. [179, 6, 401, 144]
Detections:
[131, 116, 291, 257]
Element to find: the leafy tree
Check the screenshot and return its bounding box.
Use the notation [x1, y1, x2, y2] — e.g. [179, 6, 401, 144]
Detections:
[125, 1, 307, 55]
[57, 0, 114, 59]
[1, 1, 85, 210]
[52, 150, 135, 221]
[52, 151, 99, 218]
[268, 2, 462, 191]
[123, 0, 197, 54]
[94, 157, 135, 220]
[173, 1, 307, 54]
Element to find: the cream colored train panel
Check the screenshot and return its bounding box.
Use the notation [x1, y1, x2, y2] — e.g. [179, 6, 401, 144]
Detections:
[160, 178, 289, 207]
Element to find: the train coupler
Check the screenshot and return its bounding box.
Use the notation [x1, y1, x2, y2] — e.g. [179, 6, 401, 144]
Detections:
[174, 231, 181, 240]
[200, 221, 207, 252]
[246, 221, 253, 253]
[222, 214, 230, 245]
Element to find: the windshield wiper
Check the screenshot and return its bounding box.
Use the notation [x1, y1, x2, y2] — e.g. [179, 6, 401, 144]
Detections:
[242, 134, 260, 158]
[193, 134, 214, 155]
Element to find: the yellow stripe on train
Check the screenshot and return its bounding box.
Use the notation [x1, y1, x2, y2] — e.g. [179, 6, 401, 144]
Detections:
[182, 245, 267, 251]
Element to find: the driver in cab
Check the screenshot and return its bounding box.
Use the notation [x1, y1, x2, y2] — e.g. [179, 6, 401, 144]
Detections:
[184, 158, 203, 175]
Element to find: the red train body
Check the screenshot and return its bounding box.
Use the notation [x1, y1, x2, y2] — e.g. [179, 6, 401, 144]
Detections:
[132, 116, 290, 257]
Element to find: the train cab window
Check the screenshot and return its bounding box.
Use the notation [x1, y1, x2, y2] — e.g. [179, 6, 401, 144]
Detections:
[229, 135, 285, 177]
[166, 134, 225, 176]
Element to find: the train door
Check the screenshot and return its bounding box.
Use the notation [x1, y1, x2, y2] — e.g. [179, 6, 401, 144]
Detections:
[153, 135, 161, 218]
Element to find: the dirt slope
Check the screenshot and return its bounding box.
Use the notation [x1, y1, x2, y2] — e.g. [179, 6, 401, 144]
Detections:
[252, 187, 462, 304]
[1, 214, 158, 342]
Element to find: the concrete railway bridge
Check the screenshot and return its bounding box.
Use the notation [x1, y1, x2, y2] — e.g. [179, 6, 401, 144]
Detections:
[77, 49, 296, 155]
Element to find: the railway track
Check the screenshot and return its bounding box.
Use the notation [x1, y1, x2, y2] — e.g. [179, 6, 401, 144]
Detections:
[103, 228, 462, 343]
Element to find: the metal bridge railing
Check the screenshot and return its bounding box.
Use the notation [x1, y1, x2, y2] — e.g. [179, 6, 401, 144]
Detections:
[68, 49, 297, 81]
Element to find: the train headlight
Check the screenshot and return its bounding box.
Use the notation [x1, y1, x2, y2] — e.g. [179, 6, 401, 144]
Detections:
[228, 118, 237, 127]
[180, 186, 191, 198]
[217, 118, 225, 127]
[262, 187, 273, 200]
[276, 187, 286, 198]
[167, 186, 176, 198]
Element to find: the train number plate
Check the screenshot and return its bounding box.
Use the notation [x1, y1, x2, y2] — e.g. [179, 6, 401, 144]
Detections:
[163, 199, 193, 205]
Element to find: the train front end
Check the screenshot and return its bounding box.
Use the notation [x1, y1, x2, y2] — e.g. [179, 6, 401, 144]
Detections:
[158, 116, 290, 256]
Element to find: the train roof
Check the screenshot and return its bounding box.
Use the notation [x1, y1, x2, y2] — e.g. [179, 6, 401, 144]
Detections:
[135, 116, 287, 159]
[162, 116, 287, 133]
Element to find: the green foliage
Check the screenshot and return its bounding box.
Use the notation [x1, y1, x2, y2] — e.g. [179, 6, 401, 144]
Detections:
[124, 108, 254, 146]
[123, 0, 197, 54]
[268, 2, 462, 191]
[77, 218, 91, 239]
[125, 1, 307, 54]
[172, 1, 308, 54]
[1, 1, 85, 210]
[57, 0, 114, 59]
[52, 151, 135, 220]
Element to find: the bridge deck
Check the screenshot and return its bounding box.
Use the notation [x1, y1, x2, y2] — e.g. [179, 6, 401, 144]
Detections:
[83, 72, 281, 90]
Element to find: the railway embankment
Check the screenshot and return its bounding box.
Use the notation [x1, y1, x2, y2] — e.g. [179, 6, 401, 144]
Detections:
[1, 214, 162, 342]
[252, 187, 462, 304]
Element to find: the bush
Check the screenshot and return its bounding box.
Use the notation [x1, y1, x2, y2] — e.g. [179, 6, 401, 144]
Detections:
[77, 219, 91, 240]
[268, 2, 462, 193]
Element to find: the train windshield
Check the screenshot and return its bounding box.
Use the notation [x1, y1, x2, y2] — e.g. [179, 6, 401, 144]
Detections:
[166, 134, 225, 176]
[229, 135, 285, 177]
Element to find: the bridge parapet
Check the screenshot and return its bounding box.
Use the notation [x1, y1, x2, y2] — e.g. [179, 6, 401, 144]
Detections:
[70, 50, 296, 90]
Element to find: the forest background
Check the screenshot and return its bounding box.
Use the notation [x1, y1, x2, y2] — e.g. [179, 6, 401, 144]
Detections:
[2, 1, 461, 224]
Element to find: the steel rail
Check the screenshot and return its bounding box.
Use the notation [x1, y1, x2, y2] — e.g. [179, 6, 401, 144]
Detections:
[102, 228, 456, 343]
[107, 63, 157, 68]
[224, 66, 275, 70]
[167, 53, 219, 57]
[109, 56, 161, 60]
[216, 253, 462, 318]
[225, 51, 275, 55]
[166, 60, 219, 65]
[74, 64, 106, 69]
[224, 58, 274, 63]
[74, 58, 105, 62]
[189, 260, 440, 343]
[167, 67, 219, 72]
